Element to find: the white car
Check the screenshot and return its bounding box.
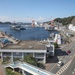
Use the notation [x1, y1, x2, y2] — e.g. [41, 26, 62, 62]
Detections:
[57, 60, 63, 66]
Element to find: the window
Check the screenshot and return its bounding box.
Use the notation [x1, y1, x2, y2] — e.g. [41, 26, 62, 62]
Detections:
[47, 47, 53, 52]
[37, 59, 43, 61]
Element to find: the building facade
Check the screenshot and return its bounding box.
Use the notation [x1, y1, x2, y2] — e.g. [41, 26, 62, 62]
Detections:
[0, 40, 54, 64]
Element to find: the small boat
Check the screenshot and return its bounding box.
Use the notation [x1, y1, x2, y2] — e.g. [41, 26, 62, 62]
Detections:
[20, 27, 26, 30]
[14, 27, 26, 30]
[10, 25, 26, 30]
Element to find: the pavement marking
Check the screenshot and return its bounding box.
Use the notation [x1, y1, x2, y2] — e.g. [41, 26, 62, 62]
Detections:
[65, 56, 72, 57]
[50, 40, 75, 74]
[50, 55, 73, 74]
[56, 60, 71, 75]
[56, 55, 75, 75]
[45, 63, 53, 71]
[49, 64, 57, 71]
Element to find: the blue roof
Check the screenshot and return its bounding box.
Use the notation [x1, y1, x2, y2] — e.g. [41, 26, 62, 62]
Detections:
[1, 38, 10, 44]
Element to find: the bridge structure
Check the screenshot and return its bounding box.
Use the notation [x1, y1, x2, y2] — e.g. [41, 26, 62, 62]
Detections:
[4, 62, 55, 75]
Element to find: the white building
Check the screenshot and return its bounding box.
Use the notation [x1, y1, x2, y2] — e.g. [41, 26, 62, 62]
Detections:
[44, 24, 54, 30]
[0, 40, 55, 64]
[54, 34, 62, 44]
[68, 24, 75, 31]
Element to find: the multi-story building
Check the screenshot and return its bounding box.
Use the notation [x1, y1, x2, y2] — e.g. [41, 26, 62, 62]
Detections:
[0, 40, 54, 64]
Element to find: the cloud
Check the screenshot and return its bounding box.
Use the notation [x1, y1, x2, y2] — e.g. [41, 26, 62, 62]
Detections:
[25, 17, 33, 21]
[0, 16, 10, 22]
[0, 16, 17, 22]
[0, 16, 34, 22]
[37, 17, 45, 21]
[0, 16, 46, 22]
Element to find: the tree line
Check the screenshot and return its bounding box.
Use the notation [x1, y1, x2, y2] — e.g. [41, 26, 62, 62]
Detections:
[54, 16, 75, 25]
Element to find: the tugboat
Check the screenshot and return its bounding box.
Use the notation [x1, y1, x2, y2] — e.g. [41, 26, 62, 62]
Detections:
[20, 27, 26, 30]
[10, 25, 26, 30]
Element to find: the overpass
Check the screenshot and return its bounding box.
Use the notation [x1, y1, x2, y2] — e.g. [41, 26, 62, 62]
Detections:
[4, 62, 55, 75]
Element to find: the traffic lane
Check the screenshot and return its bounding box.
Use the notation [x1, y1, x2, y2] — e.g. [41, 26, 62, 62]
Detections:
[59, 43, 75, 64]
[50, 55, 71, 74]
[48, 63, 56, 71]
[61, 50, 73, 62]
[50, 54, 73, 74]
[50, 52, 68, 74]
[62, 40, 75, 51]
[45, 56, 59, 71]
[49, 41, 75, 74]
[70, 46, 75, 56]
[50, 63, 61, 74]
[45, 63, 55, 71]
[61, 56, 75, 75]
[61, 56, 70, 64]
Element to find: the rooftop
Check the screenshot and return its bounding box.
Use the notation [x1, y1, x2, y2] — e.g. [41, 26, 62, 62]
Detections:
[2, 40, 50, 50]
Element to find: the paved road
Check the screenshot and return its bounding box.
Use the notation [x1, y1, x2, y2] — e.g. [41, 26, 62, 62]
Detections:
[49, 39, 75, 74]
[61, 55, 75, 75]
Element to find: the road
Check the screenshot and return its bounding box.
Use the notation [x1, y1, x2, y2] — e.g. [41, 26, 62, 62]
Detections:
[47, 38, 75, 74]
[61, 55, 75, 75]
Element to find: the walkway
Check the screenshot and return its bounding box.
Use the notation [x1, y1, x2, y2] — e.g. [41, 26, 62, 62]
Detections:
[4, 62, 55, 75]
[0, 64, 6, 75]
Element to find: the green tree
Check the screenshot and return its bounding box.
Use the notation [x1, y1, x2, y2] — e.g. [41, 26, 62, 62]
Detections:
[54, 18, 62, 23]
[4, 56, 10, 62]
[54, 16, 75, 26]
[37, 63, 45, 69]
[24, 54, 45, 69]
[54, 42, 59, 48]
[71, 18, 75, 25]
[24, 54, 37, 66]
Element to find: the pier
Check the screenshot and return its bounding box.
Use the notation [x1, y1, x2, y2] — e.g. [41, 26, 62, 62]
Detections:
[0, 31, 20, 44]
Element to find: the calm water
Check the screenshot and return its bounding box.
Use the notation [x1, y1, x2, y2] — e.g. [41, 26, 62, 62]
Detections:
[0, 24, 59, 40]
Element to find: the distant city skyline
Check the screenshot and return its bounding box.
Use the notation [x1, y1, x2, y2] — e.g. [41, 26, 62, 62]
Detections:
[0, 0, 75, 22]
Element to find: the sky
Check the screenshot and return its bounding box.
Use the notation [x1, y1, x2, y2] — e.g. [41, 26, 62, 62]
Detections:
[0, 0, 75, 22]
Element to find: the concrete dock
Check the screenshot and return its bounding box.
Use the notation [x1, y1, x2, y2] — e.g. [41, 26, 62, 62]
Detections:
[0, 31, 20, 44]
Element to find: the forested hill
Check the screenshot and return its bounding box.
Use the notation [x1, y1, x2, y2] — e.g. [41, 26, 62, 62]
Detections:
[54, 16, 75, 25]
[0, 22, 11, 24]
[0, 21, 31, 25]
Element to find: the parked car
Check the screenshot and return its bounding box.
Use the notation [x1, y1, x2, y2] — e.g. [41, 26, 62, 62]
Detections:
[57, 60, 63, 66]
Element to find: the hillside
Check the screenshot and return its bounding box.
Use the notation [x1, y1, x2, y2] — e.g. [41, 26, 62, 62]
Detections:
[54, 16, 75, 25]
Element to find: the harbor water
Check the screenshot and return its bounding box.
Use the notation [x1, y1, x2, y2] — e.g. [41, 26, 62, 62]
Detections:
[0, 24, 59, 40]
